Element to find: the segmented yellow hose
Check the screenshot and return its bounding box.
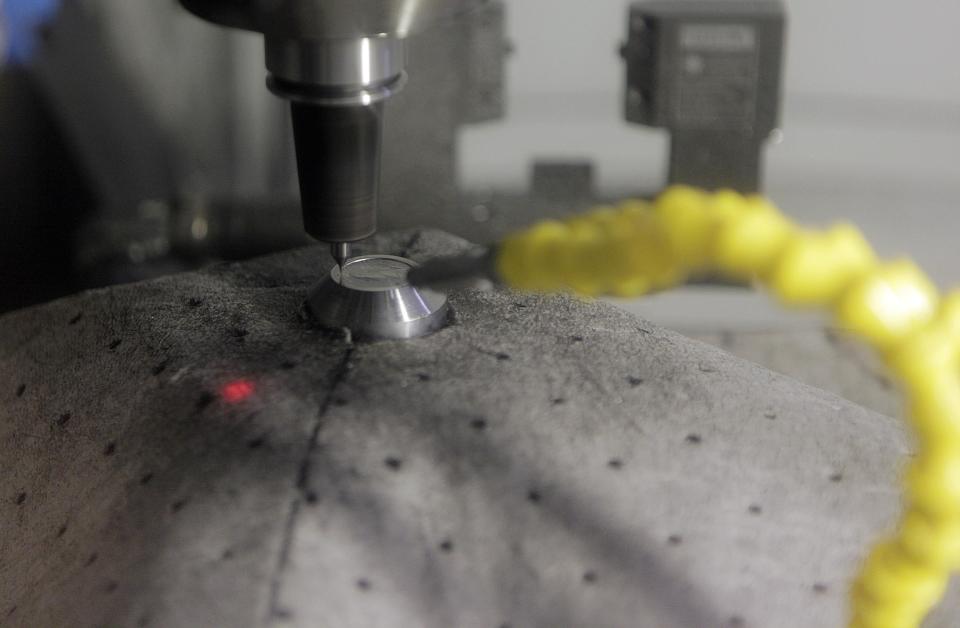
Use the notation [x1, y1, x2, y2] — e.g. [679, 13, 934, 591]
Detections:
[496, 186, 960, 628]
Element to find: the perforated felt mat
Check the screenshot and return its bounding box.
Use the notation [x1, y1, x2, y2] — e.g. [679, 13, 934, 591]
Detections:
[2, 230, 957, 627]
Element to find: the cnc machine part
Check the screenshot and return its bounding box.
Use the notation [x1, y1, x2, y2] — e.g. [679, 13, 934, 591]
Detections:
[622, 1, 786, 193]
[178, 0, 479, 256]
[268, 32, 403, 251]
[307, 254, 449, 339]
[178, 0, 477, 40]
[330, 241, 353, 270]
[290, 102, 384, 244]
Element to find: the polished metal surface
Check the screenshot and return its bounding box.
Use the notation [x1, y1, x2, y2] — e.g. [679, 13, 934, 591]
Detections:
[181, 0, 471, 102]
[180, 0, 480, 99]
[180, 0, 478, 40]
[266, 35, 408, 106]
[266, 36, 406, 89]
[267, 70, 407, 106]
[306, 254, 449, 339]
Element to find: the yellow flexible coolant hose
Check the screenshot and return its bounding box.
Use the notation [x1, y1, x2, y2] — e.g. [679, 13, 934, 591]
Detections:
[495, 186, 960, 628]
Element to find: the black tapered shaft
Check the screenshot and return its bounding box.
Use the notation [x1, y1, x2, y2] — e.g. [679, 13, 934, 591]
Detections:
[290, 101, 384, 244]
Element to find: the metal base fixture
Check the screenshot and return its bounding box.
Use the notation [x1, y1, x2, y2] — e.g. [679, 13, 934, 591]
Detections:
[306, 255, 449, 340]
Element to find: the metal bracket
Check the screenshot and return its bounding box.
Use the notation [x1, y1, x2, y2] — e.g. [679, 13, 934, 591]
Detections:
[622, 1, 786, 193]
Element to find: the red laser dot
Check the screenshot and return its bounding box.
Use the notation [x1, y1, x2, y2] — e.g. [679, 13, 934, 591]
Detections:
[221, 379, 255, 403]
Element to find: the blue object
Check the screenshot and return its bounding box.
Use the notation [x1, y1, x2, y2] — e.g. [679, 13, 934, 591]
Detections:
[1, 0, 62, 64]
